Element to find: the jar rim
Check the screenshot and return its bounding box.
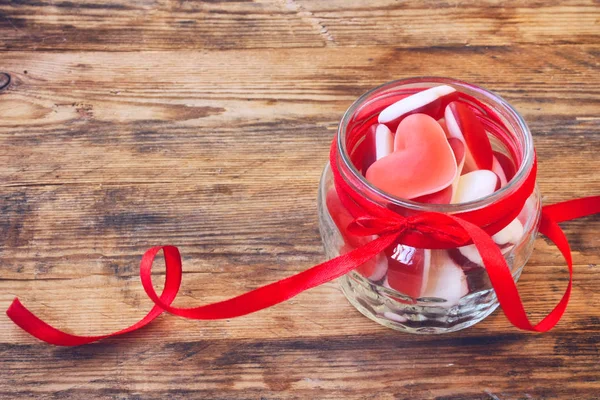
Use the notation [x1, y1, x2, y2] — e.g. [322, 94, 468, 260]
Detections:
[336, 76, 535, 213]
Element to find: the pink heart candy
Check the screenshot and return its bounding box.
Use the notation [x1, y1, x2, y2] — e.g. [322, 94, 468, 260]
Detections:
[366, 114, 457, 199]
[414, 136, 466, 204]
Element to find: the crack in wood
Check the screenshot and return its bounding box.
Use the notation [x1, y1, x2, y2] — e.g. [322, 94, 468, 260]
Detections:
[283, 0, 337, 47]
[0, 72, 11, 92]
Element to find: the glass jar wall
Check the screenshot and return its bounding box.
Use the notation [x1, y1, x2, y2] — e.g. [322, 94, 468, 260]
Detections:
[318, 78, 541, 334]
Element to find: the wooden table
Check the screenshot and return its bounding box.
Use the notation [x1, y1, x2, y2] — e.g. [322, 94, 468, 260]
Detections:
[1, 1, 599, 398]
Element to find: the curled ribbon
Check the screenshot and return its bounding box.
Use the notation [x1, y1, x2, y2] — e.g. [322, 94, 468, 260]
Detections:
[5, 141, 600, 346]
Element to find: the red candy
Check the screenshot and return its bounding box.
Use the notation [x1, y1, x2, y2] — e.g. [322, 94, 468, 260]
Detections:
[447, 137, 466, 201]
[385, 245, 431, 299]
[326, 187, 371, 248]
[386, 246, 468, 307]
[354, 124, 378, 175]
[414, 185, 453, 204]
[362, 88, 515, 204]
[493, 151, 517, 182]
[445, 101, 494, 172]
[492, 155, 508, 187]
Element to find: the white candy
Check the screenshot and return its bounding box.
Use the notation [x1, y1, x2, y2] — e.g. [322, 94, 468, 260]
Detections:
[492, 218, 524, 246]
[375, 124, 394, 160]
[457, 218, 524, 266]
[444, 103, 464, 141]
[452, 170, 498, 203]
[378, 85, 456, 124]
[458, 244, 483, 265]
[421, 251, 468, 307]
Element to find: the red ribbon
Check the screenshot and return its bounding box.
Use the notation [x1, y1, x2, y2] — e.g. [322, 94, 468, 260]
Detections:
[5, 142, 600, 345]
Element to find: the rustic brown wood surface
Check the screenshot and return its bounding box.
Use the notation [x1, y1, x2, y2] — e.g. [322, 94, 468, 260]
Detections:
[1, 0, 599, 399]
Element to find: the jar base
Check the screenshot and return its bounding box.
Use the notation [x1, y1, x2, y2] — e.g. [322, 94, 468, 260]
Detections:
[340, 273, 502, 334]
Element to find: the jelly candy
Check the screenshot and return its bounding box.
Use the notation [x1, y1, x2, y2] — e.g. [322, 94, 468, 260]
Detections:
[366, 114, 457, 199]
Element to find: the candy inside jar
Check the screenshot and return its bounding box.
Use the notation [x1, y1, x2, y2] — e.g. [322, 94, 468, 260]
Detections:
[318, 78, 541, 333]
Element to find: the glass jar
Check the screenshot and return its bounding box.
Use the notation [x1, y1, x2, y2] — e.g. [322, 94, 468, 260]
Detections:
[318, 77, 541, 334]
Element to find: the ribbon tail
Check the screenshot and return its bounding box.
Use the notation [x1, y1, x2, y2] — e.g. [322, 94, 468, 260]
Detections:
[6, 246, 183, 346]
[6, 299, 107, 346]
[450, 196, 598, 332]
[6, 235, 398, 344]
[140, 234, 398, 320]
[6, 195, 598, 344]
[542, 196, 600, 223]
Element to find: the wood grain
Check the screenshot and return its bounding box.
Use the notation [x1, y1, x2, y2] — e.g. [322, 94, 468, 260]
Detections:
[1, 1, 599, 50]
[1, 0, 599, 399]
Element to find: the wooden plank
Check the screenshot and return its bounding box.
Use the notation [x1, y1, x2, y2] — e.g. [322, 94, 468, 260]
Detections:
[1, 46, 598, 122]
[0, 0, 328, 51]
[300, 0, 600, 46]
[1, 276, 599, 399]
[1, 1, 599, 50]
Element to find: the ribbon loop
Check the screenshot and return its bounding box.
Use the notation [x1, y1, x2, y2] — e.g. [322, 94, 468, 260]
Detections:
[347, 215, 408, 236]
[6, 245, 183, 346]
[408, 212, 473, 247]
